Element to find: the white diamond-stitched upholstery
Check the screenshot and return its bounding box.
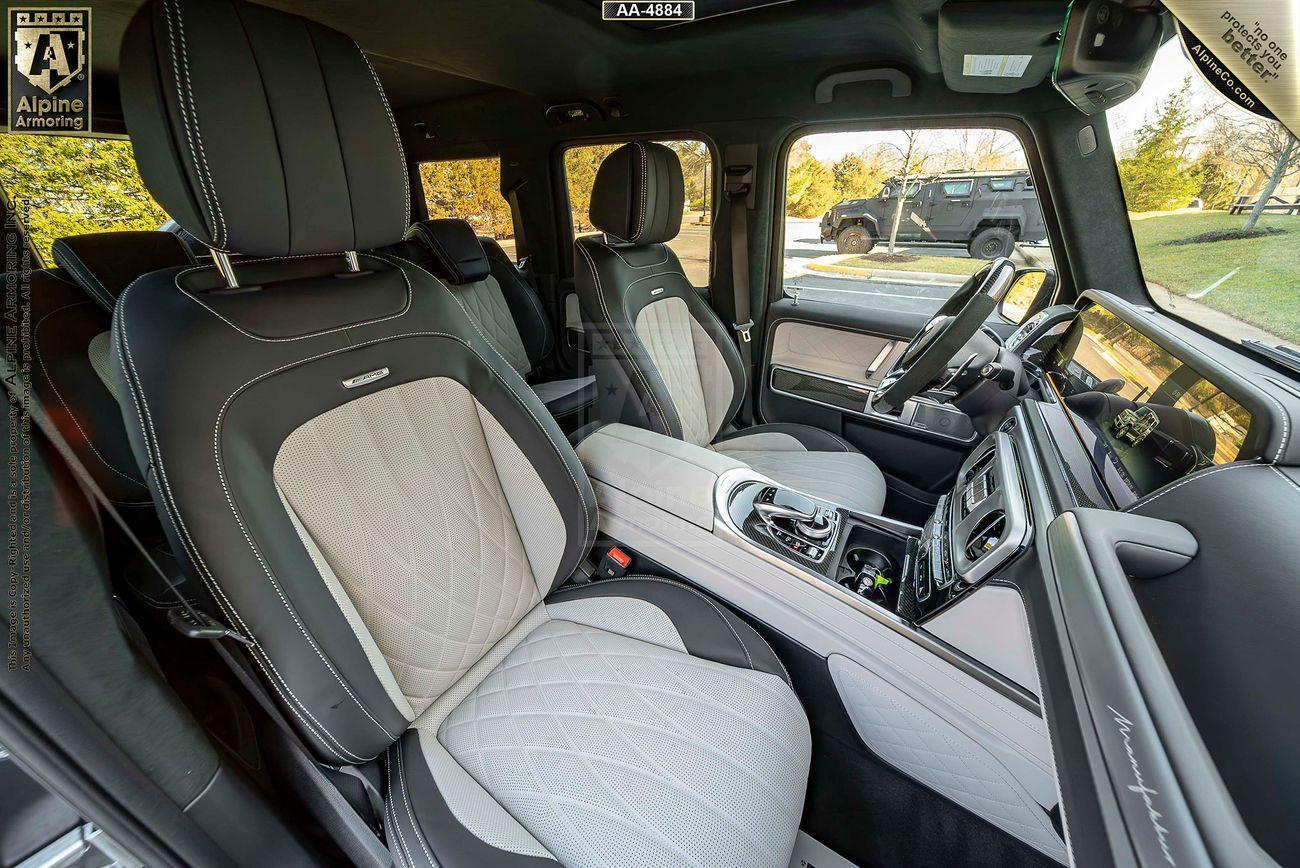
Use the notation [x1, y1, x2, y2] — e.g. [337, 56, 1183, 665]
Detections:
[88, 330, 118, 400]
[450, 275, 532, 376]
[829, 655, 1067, 861]
[436, 618, 811, 868]
[713, 436, 888, 515]
[634, 296, 733, 447]
[274, 377, 545, 717]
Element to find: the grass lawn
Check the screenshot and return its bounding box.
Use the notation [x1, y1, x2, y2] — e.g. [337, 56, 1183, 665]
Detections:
[834, 252, 986, 277]
[1130, 211, 1300, 343]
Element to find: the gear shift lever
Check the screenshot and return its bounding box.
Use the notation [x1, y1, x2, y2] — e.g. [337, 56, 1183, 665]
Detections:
[754, 497, 834, 541]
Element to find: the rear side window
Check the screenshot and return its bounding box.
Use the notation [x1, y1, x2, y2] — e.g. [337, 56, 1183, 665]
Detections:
[562, 139, 713, 287]
[417, 157, 518, 260]
[0, 134, 168, 263]
[942, 180, 973, 197]
[989, 177, 1016, 192]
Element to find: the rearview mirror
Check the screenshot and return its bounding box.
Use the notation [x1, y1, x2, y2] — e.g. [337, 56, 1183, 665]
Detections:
[999, 268, 1056, 324]
[1052, 0, 1165, 115]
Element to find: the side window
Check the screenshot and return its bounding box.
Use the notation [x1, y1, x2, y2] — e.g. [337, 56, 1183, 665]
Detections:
[0, 134, 169, 263]
[784, 127, 1056, 313]
[563, 139, 713, 287]
[417, 157, 518, 260]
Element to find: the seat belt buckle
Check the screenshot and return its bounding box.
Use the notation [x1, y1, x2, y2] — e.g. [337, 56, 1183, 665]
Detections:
[732, 319, 754, 343]
[598, 546, 632, 579]
[169, 606, 253, 646]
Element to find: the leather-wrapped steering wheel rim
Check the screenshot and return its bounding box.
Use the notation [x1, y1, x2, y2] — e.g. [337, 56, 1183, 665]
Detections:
[871, 258, 1017, 414]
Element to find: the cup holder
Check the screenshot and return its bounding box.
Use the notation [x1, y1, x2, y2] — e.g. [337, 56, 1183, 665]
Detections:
[836, 546, 900, 607]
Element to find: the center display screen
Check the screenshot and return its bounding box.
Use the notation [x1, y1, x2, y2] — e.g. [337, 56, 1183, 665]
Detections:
[1045, 304, 1253, 499]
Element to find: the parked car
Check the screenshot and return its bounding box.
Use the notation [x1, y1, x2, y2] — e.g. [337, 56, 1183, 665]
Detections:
[820, 170, 1048, 258]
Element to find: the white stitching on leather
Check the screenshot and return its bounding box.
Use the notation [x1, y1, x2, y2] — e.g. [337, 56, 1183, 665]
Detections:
[633, 142, 649, 243]
[549, 574, 799, 685]
[355, 42, 411, 236]
[116, 281, 372, 763]
[33, 303, 144, 487]
[173, 253, 411, 341]
[371, 251, 597, 561]
[1270, 465, 1300, 496]
[396, 740, 437, 868]
[578, 241, 682, 439]
[210, 331, 594, 700]
[1128, 462, 1265, 513]
[166, 0, 227, 248]
[1257, 383, 1290, 462]
[385, 747, 418, 867]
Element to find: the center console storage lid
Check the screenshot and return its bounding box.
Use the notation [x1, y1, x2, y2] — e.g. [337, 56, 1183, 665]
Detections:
[575, 423, 746, 530]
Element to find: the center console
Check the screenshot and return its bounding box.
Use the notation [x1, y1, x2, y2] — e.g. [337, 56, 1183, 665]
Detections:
[718, 428, 1031, 626]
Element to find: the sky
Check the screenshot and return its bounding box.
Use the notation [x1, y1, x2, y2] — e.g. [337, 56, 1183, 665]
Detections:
[802, 35, 1270, 166]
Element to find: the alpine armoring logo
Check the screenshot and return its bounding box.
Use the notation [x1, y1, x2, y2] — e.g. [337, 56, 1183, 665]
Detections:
[8, 8, 92, 134]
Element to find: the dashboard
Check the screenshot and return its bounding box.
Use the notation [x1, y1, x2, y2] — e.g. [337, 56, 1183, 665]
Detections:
[1043, 303, 1258, 499]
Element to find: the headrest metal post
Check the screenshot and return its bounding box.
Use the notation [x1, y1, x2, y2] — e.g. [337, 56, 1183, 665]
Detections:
[211, 249, 239, 289]
[344, 251, 361, 272]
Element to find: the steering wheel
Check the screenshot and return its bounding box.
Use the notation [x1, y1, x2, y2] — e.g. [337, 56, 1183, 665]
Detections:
[871, 258, 1017, 414]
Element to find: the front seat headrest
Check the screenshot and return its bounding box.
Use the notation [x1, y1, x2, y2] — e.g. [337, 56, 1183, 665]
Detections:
[405, 219, 491, 284]
[51, 231, 197, 310]
[118, 0, 409, 258]
[589, 141, 684, 245]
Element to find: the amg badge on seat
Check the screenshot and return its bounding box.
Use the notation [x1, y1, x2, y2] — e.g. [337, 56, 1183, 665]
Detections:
[342, 367, 389, 389]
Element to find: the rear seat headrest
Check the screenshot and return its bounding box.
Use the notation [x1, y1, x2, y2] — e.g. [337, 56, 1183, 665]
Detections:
[589, 141, 684, 245]
[51, 231, 197, 310]
[406, 219, 491, 284]
[118, 0, 409, 257]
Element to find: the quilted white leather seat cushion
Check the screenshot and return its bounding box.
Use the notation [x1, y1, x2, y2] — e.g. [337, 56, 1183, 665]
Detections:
[394, 596, 812, 868]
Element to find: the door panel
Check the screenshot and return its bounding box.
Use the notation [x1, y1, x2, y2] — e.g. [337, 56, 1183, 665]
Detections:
[769, 320, 904, 387]
[759, 299, 974, 519]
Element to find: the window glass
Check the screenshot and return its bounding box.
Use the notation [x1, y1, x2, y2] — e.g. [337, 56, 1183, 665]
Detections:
[0, 134, 168, 263]
[563, 139, 713, 287]
[783, 128, 1054, 313]
[417, 157, 517, 259]
[1108, 39, 1300, 353]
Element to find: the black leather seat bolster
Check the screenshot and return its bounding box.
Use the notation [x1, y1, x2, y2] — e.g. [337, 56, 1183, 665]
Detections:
[51, 230, 197, 310]
[546, 576, 791, 686]
[714, 422, 860, 454]
[406, 219, 491, 284]
[482, 237, 553, 365]
[531, 377, 595, 420]
[386, 730, 561, 868]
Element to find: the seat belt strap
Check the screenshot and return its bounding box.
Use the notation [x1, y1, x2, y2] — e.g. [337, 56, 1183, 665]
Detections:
[725, 162, 756, 424]
[9, 378, 392, 868]
[506, 180, 529, 262]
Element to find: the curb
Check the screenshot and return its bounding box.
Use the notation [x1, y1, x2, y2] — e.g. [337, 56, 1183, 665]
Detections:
[805, 257, 968, 287]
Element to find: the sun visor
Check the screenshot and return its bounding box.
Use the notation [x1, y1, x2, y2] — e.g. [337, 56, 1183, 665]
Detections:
[938, 1, 1066, 94]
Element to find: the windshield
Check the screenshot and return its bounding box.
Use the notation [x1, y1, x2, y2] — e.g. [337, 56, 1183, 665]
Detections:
[1109, 35, 1300, 354]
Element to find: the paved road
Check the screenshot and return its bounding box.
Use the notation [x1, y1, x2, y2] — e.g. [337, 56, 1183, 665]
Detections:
[784, 271, 956, 316]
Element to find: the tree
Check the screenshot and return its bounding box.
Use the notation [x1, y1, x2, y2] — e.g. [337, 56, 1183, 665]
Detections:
[563, 143, 620, 233]
[1116, 88, 1203, 212]
[418, 157, 513, 239]
[831, 151, 889, 201]
[877, 131, 938, 253]
[0, 134, 168, 262]
[785, 141, 837, 218]
[1233, 121, 1300, 231]
[665, 140, 711, 219]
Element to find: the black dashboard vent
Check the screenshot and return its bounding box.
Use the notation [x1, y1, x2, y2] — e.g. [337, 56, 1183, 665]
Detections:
[965, 511, 1006, 561]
